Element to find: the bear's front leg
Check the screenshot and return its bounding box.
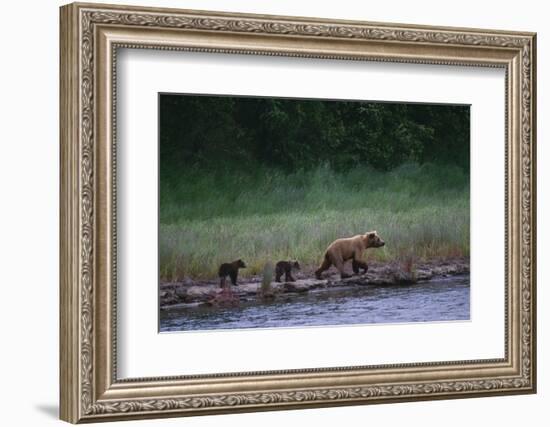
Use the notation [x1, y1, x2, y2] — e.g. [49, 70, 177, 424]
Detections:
[285, 272, 296, 282]
[352, 259, 368, 275]
[230, 271, 238, 286]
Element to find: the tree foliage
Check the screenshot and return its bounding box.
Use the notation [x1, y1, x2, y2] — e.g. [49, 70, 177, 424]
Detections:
[159, 94, 469, 177]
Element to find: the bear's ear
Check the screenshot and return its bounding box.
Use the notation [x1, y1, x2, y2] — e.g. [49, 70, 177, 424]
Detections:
[366, 231, 376, 237]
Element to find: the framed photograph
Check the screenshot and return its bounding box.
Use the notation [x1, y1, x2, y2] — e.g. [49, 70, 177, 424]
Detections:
[60, 2, 537, 423]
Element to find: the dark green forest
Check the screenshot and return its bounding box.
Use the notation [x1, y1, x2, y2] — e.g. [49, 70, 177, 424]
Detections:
[159, 94, 470, 177]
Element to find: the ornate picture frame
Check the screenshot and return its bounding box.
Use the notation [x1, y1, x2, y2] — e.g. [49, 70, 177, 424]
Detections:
[60, 2, 536, 423]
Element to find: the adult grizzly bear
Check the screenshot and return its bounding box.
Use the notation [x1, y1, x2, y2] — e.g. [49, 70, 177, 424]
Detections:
[315, 231, 385, 279]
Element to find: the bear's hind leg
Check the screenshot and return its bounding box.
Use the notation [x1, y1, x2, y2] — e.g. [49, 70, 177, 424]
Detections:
[315, 256, 332, 279]
[333, 255, 351, 279]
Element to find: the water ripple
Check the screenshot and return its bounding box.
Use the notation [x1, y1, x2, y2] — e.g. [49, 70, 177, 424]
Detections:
[160, 275, 470, 332]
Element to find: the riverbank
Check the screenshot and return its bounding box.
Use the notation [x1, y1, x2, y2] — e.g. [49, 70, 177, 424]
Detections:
[160, 257, 469, 310]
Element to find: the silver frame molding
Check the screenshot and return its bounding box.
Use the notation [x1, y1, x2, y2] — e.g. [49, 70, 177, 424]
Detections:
[60, 2, 536, 423]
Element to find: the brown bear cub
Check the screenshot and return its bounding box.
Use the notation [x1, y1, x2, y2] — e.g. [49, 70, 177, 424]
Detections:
[315, 231, 385, 280]
[218, 259, 246, 288]
[275, 260, 300, 282]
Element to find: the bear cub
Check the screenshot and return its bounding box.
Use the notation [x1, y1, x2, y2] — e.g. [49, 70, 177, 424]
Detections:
[275, 260, 300, 282]
[218, 259, 246, 288]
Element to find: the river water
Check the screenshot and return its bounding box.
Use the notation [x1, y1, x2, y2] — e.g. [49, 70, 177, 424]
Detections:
[159, 274, 470, 332]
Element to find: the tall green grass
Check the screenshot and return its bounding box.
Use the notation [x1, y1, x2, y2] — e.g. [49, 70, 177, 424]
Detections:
[159, 163, 469, 281]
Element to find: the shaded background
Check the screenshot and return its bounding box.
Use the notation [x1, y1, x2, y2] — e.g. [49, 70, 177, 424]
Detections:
[160, 94, 470, 175]
[159, 95, 470, 280]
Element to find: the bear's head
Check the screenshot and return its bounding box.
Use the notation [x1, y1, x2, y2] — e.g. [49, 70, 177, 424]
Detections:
[363, 231, 385, 248]
[235, 259, 247, 268]
[291, 260, 301, 270]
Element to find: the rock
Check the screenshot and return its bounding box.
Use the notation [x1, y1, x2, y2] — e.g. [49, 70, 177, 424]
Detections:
[238, 282, 260, 295]
[281, 278, 326, 292]
[174, 286, 188, 298]
[336, 275, 369, 286]
[207, 287, 240, 307]
[198, 301, 214, 308]
[258, 293, 277, 301]
[159, 290, 179, 305]
[283, 282, 310, 293]
[185, 285, 217, 302]
[416, 269, 432, 281]
[391, 270, 417, 285]
[364, 275, 391, 285]
[431, 267, 444, 276]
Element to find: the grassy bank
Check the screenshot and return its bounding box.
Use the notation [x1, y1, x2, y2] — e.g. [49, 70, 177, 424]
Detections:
[159, 163, 469, 281]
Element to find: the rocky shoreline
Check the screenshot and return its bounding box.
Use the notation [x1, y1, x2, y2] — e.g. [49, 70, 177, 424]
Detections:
[160, 257, 469, 310]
